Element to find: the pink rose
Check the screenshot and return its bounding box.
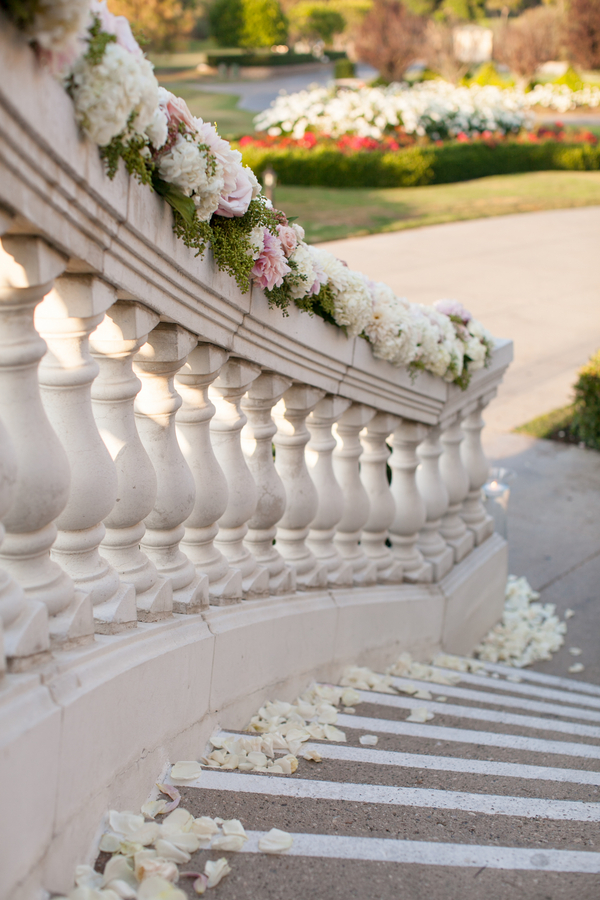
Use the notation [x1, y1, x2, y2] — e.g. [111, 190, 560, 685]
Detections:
[434, 299, 472, 323]
[216, 167, 254, 217]
[276, 224, 298, 258]
[158, 88, 197, 134]
[251, 230, 291, 291]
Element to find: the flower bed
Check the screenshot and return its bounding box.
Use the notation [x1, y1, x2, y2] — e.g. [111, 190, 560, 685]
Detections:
[253, 81, 600, 143]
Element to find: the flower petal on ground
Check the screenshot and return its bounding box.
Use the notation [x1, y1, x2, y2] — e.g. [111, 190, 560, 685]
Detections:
[258, 829, 294, 854]
[141, 800, 168, 819]
[359, 735, 378, 746]
[406, 707, 434, 723]
[157, 783, 181, 814]
[204, 858, 231, 888]
[153, 840, 191, 863]
[302, 749, 322, 762]
[170, 761, 202, 781]
[136, 875, 187, 899]
[211, 834, 247, 852]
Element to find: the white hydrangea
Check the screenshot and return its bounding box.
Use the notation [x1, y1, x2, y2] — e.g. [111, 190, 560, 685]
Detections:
[248, 225, 266, 260]
[70, 42, 158, 146]
[363, 283, 418, 367]
[311, 247, 350, 294]
[331, 271, 373, 337]
[195, 119, 243, 197]
[287, 242, 318, 300]
[157, 133, 224, 221]
[145, 106, 168, 150]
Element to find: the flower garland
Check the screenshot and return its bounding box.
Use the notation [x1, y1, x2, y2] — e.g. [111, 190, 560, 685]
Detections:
[3, 0, 494, 389]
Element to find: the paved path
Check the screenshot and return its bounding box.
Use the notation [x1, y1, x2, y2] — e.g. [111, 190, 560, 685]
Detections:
[319, 206, 600, 437]
[170, 664, 600, 900]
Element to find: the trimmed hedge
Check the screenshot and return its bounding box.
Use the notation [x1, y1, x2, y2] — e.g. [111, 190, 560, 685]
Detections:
[572, 350, 600, 451]
[206, 50, 346, 67]
[239, 141, 600, 188]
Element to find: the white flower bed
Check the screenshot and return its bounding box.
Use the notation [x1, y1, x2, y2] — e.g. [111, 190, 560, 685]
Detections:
[254, 80, 600, 142]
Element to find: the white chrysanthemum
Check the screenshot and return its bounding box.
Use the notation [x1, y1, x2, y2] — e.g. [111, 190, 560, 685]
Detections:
[332, 271, 373, 337]
[311, 247, 350, 294]
[364, 283, 418, 367]
[71, 42, 159, 146]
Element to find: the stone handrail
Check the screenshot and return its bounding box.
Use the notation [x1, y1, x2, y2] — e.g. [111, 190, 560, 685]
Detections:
[0, 22, 512, 900]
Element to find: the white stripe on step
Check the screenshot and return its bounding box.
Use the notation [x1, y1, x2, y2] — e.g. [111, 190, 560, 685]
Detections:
[336, 713, 600, 759]
[188, 770, 600, 821]
[353, 690, 600, 740]
[453, 658, 600, 698]
[219, 730, 600, 785]
[419, 669, 600, 711]
[239, 831, 600, 874]
[387, 677, 600, 723]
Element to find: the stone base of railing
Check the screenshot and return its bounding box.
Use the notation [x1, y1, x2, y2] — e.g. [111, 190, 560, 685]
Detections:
[1, 534, 506, 900]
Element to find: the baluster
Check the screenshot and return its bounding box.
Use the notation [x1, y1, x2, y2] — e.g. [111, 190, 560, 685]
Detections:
[241, 372, 296, 595]
[176, 344, 243, 605]
[460, 399, 495, 544]
[90, 301, 173, 621]
[305, 396, 353, 587]
[389, 420, 433, 583]
[416, 426, 454, 581]
[35, 274, 137, 633]
[439, 417, 475, 562]
[333, 404, 378, 586]
[0, 237, 94, 646]
[273, 385, 328, 590]
[134, 323, 207, 612]
[209, 359, 270, 599]
[360, 412, 404, 584]
[0, 408, 49, 664]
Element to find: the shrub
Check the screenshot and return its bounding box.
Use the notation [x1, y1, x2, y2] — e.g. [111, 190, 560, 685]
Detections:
[289, 3, 346, 45]
[105, 0, 197, 50]
[553, 65, 585, 93]
[239, 140, 600, 188]
[239, 0, 288, 47]
[572, 350, 600, 450]
[209, 0, 244, 47]
[335, 58, 356, 78]
[494, 6, 562, 88]
[355, 0, 427, 82]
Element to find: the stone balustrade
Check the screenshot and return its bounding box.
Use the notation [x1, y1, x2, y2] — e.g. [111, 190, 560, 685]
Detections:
[0, 26, 513, 900]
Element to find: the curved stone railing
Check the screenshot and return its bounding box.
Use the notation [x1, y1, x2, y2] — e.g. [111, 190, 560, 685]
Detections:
[0, 22, 512, 900]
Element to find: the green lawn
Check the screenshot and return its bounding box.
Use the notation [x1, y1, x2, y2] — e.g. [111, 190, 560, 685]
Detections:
[157, 83, 256, 140]
[270, 171, 600, 243]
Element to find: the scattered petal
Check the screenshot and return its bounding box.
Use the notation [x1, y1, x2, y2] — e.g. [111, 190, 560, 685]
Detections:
[211, 834, 247, 852]
[204, 858, 231, 888]
[302, 749, 322, 762]
[153, 839, 191, 863]
[75, 865, 103, 889]
[99, 834, 122, 853]
[323, 724, 346, 742]
[170, 761, 202, 782]
[341, 688, 361, 707]
[565, 608, 575, 619]
[435, 696, 448, 702]
[359, 735, 378, 746]
[136, 875, 187, 899]
[156, 783, 181, 814]
[258, 828, 294, 854]
[505, 675, 522, 683]
[141, 800, 167, 819]
[413, 689, 433, 700]
[193, 874, 208, 894]
[102, 856, 136, 889]
[222, 819, 248, 839]
[192, 817, 220, 838]
[569, 647, 583, 656]
[406, 707, 434, 723]
[569, 663, 585, 673]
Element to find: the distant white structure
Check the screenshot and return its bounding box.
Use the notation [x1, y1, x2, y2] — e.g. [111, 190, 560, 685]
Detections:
[453, 24, 493, 64]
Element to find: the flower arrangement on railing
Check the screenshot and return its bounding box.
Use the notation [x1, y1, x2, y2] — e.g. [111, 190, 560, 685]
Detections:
[2, 0, 494, 388]
[253, 81, 600, 143]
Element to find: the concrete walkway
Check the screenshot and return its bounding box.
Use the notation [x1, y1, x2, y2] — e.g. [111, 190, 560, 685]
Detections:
[322, 207, 600, 684]
[320, 206, 600, 438]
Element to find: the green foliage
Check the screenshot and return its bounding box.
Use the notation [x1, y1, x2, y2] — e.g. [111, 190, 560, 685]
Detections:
[440, 0, 485, 20]
[210, 197, 281, 292]
[239, 0, 288, 48]
[290, 2, 346, 44]
[334, 58, 356, 78]
[465, 62, 512, 88]
[208, 0, 244, 47]
[514, 405, 575, 439]
[239, 141, 600, 189]
[0, 0, 37, 31]
[553, 66, 584, 92]
[85, 15, 117, 64]
[100, 129, 154, 183]
[572, 350, 600, 450]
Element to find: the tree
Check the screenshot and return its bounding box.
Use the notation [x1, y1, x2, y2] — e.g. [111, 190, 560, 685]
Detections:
[494, 4, 561, 86]
[566, 0, 600, 70]
[289, 2, 346, 46]
[209, 0, 244, 47]
[424, 20, 470, 82]
[239, 0, 288, 47]
[355, 0, 428, 81]
[107, 0, 198, 50]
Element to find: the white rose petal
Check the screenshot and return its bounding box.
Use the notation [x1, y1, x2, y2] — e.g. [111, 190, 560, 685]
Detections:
[303, 749, 322, 762]
[406, 707, 434, 723]
[569, 647, 583, 656]
[258, 828, 294, 854]
[204, 858, 231, 888]
[211, 834, 247, 852]
[136, 875, 187, 899]
[569, 663, 585, 673]
[359, 735, 378, 746]
[171, 761, 202, 781]
[153, 839, 191, 863]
